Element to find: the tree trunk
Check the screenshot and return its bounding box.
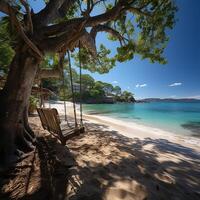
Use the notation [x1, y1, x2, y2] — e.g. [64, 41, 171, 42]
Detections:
[0, 49, 41, 167]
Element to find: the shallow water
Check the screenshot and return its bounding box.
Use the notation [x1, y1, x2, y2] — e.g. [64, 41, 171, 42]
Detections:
[83, 102, 200, 137]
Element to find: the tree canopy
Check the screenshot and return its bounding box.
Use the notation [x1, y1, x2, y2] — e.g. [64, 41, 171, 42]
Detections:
[0, 0, 177, 74]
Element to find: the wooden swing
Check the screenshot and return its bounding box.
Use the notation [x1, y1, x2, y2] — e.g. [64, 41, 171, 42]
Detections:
[37, 43, 85, 145]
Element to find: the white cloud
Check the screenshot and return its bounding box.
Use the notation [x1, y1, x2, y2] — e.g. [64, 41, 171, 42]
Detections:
[136, 83, 147, 88]
[127, 86, 130, 89]
[112, 81, 118, 84]
[140, 84, 147, 87]
[169, 82, 182, 87]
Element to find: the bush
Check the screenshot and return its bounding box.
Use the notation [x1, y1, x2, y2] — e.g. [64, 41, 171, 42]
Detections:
[29, 95, 39, 114]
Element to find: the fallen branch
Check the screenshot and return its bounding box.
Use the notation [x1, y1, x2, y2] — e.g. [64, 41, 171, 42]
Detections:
[20, 0, 33, 34]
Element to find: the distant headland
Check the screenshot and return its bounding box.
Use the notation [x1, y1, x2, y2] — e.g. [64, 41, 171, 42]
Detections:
[136, 98, 200, 103]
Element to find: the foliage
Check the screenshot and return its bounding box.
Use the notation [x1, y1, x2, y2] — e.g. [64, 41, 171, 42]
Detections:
[0, 17, 15, 73]
[71, 0, 177, 73]
[42, 78, 61, 95]
[117, 91, 135, 103]
[41, 63, 135, 103]
[113, 86, 122, 96]
[28, 95, 39, 114]
[40, 53, 59, 69]
[77, 74, 95, 88]
[73, 44, 116, 74]
[0, 0, 177, 78]
[43, 66, 134, 103]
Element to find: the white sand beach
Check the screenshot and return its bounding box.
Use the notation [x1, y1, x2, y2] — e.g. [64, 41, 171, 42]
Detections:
[48, 101, 200, 151]
[17, 100, 198, 200]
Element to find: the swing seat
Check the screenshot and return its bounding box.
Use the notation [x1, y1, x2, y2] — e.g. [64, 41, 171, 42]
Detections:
[37, 108, 85, 145]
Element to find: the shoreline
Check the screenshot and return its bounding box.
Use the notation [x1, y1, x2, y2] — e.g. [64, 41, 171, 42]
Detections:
[47, 101, 200, 151]
[83, 113, 200, 150]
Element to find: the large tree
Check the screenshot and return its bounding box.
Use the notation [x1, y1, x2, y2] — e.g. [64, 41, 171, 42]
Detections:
[0, 0, 177, 166]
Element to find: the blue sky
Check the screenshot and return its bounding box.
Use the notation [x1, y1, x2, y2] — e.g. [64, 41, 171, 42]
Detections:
[1, 0, 200, 99]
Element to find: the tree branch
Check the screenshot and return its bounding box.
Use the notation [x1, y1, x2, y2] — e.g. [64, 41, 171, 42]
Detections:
[81, 0, 101, 17]
[128, 7, 151, 17]
[40, 0, 125, 36]
[33, 0, 65, 26]
[0, 1, 12, 15]
[79, 29, 97, 57]
[58, 0, 76, 18]
[86, 0, 125, 27]
[41, 18, 84, 36]
[20, 0, 33, 33]
[83, 1, 151, 26]
[90, 24, 128, 44]
[33, 0, 76, 26]
[39, 0, 152, 53]
[41, 0, 152, 38]
[39, 20, 86, 52]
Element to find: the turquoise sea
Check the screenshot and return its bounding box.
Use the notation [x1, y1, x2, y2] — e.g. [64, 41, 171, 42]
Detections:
[83, 102, 200, 137]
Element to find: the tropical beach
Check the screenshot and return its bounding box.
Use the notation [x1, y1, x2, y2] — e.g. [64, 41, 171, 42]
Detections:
[47, 101, 200, 149]
[1, 100, 200, 199]
[0, 0, 200, 200]
[25, 101, 200, 200]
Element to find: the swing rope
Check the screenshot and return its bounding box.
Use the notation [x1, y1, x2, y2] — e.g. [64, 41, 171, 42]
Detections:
[79, 41, 83, 126]
[40, 81, 44, 108]
[67, 50, 78, 128]
[60, 52, 69, 124]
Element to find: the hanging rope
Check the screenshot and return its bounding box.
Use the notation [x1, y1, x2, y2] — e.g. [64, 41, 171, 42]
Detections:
[79, 41, 83, 126]
[48, 96, 51, 108]
[67, 50, 78, 128]
[59, 52, 69, 123]
[40, 81, 44, 108]
[62, 79, 68, 122]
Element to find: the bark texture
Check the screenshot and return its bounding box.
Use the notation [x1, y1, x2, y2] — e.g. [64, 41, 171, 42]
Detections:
[0, 48, 40, 166]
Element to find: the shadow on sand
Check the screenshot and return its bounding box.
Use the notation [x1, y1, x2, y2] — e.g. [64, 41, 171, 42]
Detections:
[1, 116, 200, 200]
[0, 133, 75, 200]
[66, 119, 200, 200]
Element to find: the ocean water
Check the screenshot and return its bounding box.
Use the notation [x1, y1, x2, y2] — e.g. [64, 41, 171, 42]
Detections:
[83, 102, 200, 137]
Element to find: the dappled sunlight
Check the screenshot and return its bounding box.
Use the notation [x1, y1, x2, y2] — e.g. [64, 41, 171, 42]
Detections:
[103, 179, 148, 200]
[63, 119, 200, 200]
[1, 115, 199, 200]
